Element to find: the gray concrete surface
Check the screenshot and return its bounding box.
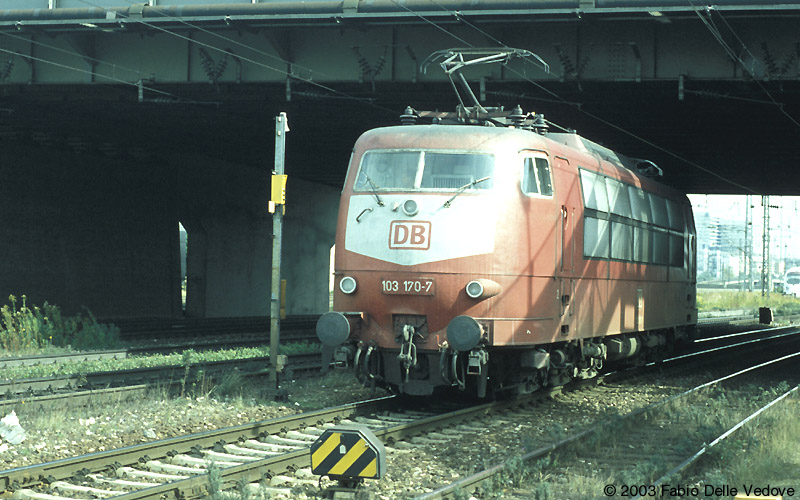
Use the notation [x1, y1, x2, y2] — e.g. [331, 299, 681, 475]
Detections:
[0, 144, 340, 318]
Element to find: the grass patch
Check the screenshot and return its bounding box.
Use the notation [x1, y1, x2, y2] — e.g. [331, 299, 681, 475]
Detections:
[697, 290, 800, 316]
[490, 384, 791, 500]
[697, 390, 800, 496]
[0, 342, 320, 381]
[1, 294, 120, 355]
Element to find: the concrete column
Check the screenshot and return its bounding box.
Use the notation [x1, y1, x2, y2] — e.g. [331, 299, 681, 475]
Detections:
[282, 178, 340, 315]
[197, 210, 272, 317]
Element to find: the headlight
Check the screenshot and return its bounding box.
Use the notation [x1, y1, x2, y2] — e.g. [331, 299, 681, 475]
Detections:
[402, 199, 419, 216]
[466, 280, 485, 298]
[339, 276, 357, 294]
[465, 279, 501, 299]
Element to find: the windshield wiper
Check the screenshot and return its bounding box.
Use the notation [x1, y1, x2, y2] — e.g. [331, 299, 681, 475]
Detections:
[363, 174, 385, 207]
[443, 176, 491, 208]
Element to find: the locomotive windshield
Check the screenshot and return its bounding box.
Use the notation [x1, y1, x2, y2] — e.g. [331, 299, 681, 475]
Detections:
[354, 150, 494, 192]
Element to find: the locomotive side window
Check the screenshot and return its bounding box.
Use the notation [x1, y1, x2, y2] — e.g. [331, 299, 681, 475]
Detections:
[579, 170, 609, 212]
[666, 199, 686, 231]
[584, 216, 610, 258]
[633, 227, 651, 263]
[607, 179, 632, 218]
[579, 167, 688, 268]
[669, 234, 684, 267]
[628, 186, 652, 223]
[521, 157, 553, 196]
[355, 150, 494, 192]
[610, 222, 633, 261]
[649, 193, 670, 228]
[537, 159, 553, 195]
[652, 230, 670, 265]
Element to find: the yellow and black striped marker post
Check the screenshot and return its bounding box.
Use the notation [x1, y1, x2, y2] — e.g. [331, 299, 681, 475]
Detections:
[310, 424, 385, 481]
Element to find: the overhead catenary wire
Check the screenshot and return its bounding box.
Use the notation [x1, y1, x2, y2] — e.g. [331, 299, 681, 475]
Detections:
[1, 31, 142, 79]
[0, 45, 201, 103]
[388, 0, 761, 194]
[115, 0, 334, 83]
[74, 0, 399, 117]
[687, 1, 800, 131]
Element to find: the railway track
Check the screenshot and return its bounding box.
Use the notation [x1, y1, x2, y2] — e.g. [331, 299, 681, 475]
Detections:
[1, 394, 513, 500]
[0, 353, 322, 413]
[106, 316, 319, 344]
[0, 323, 318, 371]
[412, 328, 800, 499]
[3, 323, 786, 414]
[4, 326, 799, 500]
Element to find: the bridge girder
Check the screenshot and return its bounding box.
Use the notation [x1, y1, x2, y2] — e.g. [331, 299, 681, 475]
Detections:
[1, 4, 799, 195]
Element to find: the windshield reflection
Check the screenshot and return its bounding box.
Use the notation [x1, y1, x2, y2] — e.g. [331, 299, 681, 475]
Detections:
[354, 151, 494, 192]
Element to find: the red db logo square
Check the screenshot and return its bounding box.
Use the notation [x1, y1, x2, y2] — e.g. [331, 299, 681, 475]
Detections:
[389, 221, 431, 250]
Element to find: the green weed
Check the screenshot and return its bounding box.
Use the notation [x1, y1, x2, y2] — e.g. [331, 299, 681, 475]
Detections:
[0, 294, 120, 354]
[697, 290, 800, 315]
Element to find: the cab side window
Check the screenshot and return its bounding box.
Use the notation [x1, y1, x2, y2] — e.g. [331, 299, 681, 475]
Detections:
[522, 157, 553, 196]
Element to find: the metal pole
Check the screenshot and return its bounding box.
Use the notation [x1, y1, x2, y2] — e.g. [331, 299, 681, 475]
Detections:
[742, 197, 749, 291]
[747, 196, 753, 292]
[270, 112, 288, 396]
[761, 195, 770, 298]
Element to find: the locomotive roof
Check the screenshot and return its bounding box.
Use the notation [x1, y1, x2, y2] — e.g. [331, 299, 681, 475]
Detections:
[360, 126, 641, 170]
[356, 124, 682, 201]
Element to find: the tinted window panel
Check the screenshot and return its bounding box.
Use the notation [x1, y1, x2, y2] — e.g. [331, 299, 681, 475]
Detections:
[670, 234, 684, 267]
[536, 158, 553, 196]
[584, 216, 609, 258]
[607, 179, 632, 218]
[634, 227, 651, 263]
[580, 170, 609, 212]
[521, 157, 553, 195]
[650, 194, 669, 227]
[628, 186, 652, 223]
[611, 222, 633, 261]
[653, 230, 669, 265]
[522, 158, 539, 194]
[667, 199, 686, 231]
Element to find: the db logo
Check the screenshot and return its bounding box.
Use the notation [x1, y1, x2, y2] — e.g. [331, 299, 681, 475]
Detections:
[389, 221, 431, 250]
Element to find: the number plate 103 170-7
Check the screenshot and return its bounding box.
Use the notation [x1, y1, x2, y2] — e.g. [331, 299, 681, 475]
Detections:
[381, 278, 435, 296]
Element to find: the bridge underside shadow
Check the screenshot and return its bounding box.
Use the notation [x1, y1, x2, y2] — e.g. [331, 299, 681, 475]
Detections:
[0, 138, 338, 318]
[0, 78, 798, 318]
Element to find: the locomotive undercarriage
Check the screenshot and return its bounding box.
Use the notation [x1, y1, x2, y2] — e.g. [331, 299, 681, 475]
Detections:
[340, 325, 692, 398]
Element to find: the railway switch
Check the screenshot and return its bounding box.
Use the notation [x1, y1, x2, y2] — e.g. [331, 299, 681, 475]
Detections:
[311, 424, 385, 497]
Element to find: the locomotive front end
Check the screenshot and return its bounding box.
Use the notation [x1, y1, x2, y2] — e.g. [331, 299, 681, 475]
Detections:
[316, 126, 509, 397]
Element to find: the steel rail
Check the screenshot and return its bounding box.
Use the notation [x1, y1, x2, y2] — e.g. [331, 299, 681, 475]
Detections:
[0, 352, 322, 398]
[694, 324, 792, 343]
[0, 361, 325, 414]
[0, 329, 316, 370]
[0, 384, 151, 414]
[65, 387, 582, 500]
[630, 383, 800, 500]
[7, 328, 800, 500]
[412, 341, 800, 499]
[0, 395, 397, 493]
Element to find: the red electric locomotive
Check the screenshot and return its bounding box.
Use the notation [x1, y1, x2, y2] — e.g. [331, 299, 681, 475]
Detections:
[316, 52, 697, 398]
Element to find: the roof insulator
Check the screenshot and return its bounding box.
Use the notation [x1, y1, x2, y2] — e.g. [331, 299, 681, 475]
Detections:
[532, 113, 549, 135]
[400, 106, 419, 125]
[509, 105, 526, 127]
